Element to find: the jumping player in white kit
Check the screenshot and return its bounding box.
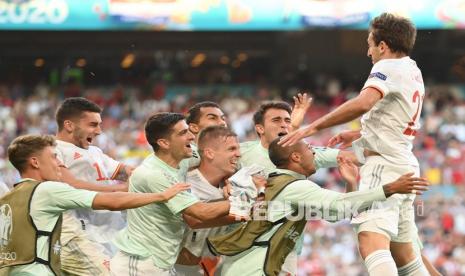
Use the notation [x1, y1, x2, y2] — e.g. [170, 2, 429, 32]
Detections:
[280, 13, 431, 276]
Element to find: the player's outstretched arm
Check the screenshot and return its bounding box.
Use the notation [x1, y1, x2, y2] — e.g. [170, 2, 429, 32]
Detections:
[182, 201, 230, 228]
[383, 173, 429, 197]
[279, 88, 381, 147]
[91, 183, 190, 211]
[328, 130, 362, 149]
[59, 166, 129, 192]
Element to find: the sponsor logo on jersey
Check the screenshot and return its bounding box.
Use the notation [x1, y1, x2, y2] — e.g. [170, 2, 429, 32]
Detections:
[73, 152, 83, 160]
[368, 72, 387, 81]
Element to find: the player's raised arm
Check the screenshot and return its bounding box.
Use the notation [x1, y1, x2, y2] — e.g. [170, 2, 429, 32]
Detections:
[279, 88, 382, 147]
[290, 92, 313, 131]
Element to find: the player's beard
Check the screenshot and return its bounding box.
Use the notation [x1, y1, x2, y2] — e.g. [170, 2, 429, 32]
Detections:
[73, 127, 89, 149]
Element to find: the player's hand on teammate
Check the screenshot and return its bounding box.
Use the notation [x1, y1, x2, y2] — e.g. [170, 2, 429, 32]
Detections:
[384, 173, 429, 196]
[251, 175, 267, 190]
[161, 183, 191, 201]
[223, 179, 232, 199]
[337, 157, 359, 189]
[113, 182, 129, 192]
[279, 127, 311, 147]
[291, 93, 313, 130]
[327, 130, 362, 149]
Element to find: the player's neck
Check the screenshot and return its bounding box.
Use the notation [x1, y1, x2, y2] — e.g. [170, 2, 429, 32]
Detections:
[286, 164, 309, 178]
[56, 132, 78, 147]
[259, 138, 270, 149]
[381, 51, 407, 60]
[197, 163, 223, 187]
[20, 170, 44, 182]
[155, 151, 181, 169]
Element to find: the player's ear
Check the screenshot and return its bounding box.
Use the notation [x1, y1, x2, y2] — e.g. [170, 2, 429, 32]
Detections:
[189, 123, 199, 134]
[157, 138, 170, 150]
[29, 156, 40, 169]
[379, 40, 388, 53]
[63, 120, 74, 132]
[255, 124, 265, 137]
[203, 148, 214, 160]
[290, 151, 301, 163]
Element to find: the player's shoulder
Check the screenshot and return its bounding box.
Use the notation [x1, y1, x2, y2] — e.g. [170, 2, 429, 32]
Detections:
[88, 145, 104, 154]
[55, 139, 75, 151]
[133, 155, 163, 178]
[240, 140, 259, 152]
[369, 59, 405, 82]
[36, 181, 74, 194]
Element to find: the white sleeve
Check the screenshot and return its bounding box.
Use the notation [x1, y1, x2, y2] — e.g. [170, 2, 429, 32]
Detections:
[313, 147, 340, 170]
[362, 61, 395, 97]
[99, 151, 121, 179]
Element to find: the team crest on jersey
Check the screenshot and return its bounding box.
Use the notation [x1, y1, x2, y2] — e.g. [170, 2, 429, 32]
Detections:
[73, 152, 82, 160]
[368, 72, 387, 81]
[0, 204, 13, 248]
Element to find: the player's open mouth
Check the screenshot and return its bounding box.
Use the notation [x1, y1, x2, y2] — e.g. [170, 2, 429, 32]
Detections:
[86, 137, 93, 144]
[278, 131, 288, 137]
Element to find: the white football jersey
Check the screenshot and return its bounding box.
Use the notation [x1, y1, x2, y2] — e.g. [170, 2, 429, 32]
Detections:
[353, 57, 425, 166]
[55, 140, 126, 254]
[182, 169, 230, 257]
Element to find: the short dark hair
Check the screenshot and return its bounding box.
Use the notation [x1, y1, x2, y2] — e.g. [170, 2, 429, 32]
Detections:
[369, 13, 416, 55]
[268, 137, 300, 168]
[198, 126, 237, 157]
[8, 134, 56, 173]
[186, 101, 221, 124]
[56, 97, 102, 131]
[145, 112, 185, 152]
[268, 138, 288, 168]
[253, 102, 292, 126]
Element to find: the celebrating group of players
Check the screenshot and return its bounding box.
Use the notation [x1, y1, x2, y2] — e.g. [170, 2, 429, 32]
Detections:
[1, 12, 442, 276]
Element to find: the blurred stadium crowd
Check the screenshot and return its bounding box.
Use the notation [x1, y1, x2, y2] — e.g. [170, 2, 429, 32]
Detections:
[1, 77, 464, 275]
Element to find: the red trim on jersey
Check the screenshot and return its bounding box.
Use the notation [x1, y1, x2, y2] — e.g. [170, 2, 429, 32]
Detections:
[111, 163, 123, 180]
[363, 85, 385, 98]
[403, 128, 417, 137]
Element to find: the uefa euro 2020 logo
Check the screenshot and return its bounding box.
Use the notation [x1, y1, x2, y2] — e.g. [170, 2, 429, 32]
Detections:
[0, 204, 13, 249]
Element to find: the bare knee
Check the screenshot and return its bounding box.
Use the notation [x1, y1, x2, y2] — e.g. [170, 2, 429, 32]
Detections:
[391, 241, 416, 267]
[358, 231, 390, 259]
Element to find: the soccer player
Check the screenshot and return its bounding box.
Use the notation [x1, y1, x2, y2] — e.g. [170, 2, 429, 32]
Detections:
[176, 126, 243, 276]
[241, 99, 357, 274]
[241, 99, 356, 176]
[186, 101, 227, 144]
[208, 138, 429, 276]
[181, 101, 228, 171]
[110, 113, 234, 275]
[55, 97, 133, 275]
[0, 134, 188, 276]
[280, 13, 429, 275]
